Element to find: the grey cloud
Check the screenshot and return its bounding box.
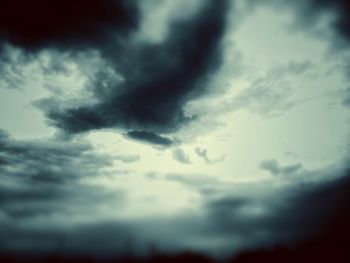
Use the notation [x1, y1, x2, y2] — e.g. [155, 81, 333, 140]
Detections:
[0, 183, 124, 220]
[0, 183, 60, 219]
[0, 135, 111, 184]
[195, 147, 226, 164]
[260, 159, 302, 176]
[195, 147, 210, 163]
[0, 183, 58, 205]
[126, 131, 174, 146]
[172, 148, 191, 164]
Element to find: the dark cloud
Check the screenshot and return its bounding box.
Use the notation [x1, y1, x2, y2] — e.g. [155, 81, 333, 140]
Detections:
[0, 183, 60, 219]
[0, 132, 111, 185]
[203, 170, 350, 255]
[38, 0, 229, 137]
[126, 131, 174, 146]
[172, 148, 191, 164]
[0, 0, 138, 51]
[282, 172, 350, 237]
[307, 0, 350, 44]
[232, 170, 350, 262]
[260, 159, 302, 176]
[0, 129, 122, 220]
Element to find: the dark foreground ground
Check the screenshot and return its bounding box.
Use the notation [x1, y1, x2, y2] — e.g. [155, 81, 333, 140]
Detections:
[1, 228, 349, 263]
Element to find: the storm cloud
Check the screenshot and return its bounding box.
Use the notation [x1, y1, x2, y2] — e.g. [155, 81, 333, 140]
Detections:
[34, 0, 229, 138]
[0, 0, 138, 51]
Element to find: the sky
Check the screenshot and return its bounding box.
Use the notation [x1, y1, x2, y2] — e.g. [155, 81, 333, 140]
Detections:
[0, 0, 350, 260]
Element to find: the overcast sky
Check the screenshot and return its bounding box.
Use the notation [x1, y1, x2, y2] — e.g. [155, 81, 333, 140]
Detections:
[0, 0, 350, 259]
